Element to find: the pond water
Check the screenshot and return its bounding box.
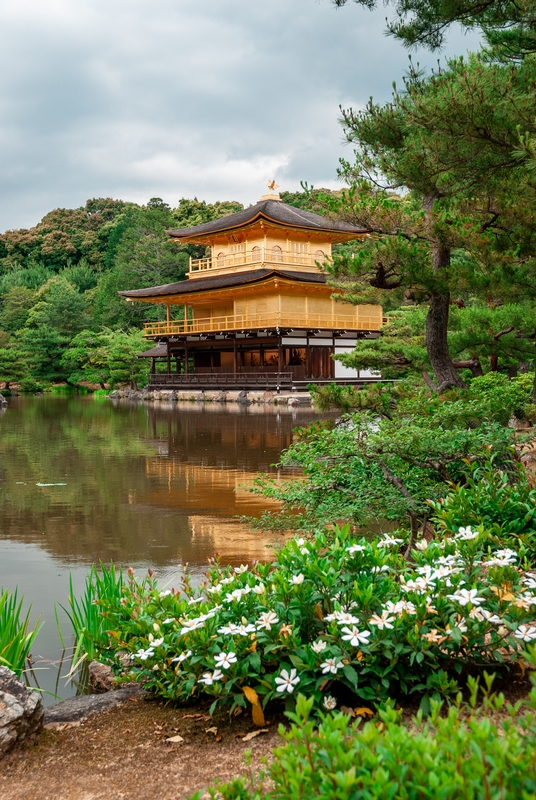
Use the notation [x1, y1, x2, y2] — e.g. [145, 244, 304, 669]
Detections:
[0, 396, 323, 703]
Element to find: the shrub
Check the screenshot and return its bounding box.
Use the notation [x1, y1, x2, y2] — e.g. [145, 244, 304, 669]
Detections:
[86, 526, 536, 715]
[0, 589, 40, 677]
[194, 685, 536, 800]
[430, 459, 536, 555]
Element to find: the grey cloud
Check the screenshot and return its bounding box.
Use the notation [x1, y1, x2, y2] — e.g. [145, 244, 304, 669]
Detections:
[0, 0, 480, 230]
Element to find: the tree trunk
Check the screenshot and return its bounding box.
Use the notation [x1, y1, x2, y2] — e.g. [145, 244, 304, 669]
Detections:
[423, 197, 466, 393]
[489, 354, 498, 371]
[426, 291, 466, 391]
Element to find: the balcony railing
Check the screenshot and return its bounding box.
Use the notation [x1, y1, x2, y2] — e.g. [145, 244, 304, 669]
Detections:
[144, 312, 382, 337]
[189, 249, 331, 274]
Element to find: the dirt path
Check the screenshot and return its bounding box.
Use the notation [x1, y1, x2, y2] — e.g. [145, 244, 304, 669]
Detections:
[0, 696, 281, 800]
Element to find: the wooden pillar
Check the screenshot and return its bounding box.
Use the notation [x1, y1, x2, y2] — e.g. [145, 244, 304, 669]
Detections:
[185, 342, 189, 375]
[184, 304, 189, 332]
[233, 338, 237, 377]
[150, 358, 155, 375]
[166, 344, 171, 375]
[166, 304, 171, 331]
[278, 338, 283, 373]
[305, 336, 310, 379]
[175, 356, 179, 373]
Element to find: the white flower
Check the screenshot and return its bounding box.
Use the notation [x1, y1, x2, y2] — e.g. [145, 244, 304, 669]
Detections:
[495, 549, 518, 561]
[514, 624, 536, 642]
[234, 623, 256, 636]
[207, 584, 222, 594]
[218, 623, 240, 635]
[252, 583, 266, 594]
[385, 600, 416, 616]
[188, 596, 204, 605]
[323, 695, 337, 710]
[324, 611, 341, 622]
[336, 612, 360, 626]
[401, 577, 430, 594]
[369, 611, 395, 630]
[486, 556, 516, 568]
[171, 650, 192, 663]
[447, 588, 485, 607]
[347, 544, 366, 555]
[371, 565, 390, 573]
[415, 540, 428, 551]
[295, 538, 305, 546]
[134, 647, 154, 661]
[340, 626, 371, 647]
[256, 611, 279, 631]
[522, 575, 536, 590]
[198, 669, 224, 686]
[469, 608, 501, 624]
[159, 589, 172, 598]
[446, 617, 468, 636]
[180, 619, 205, 635]
[274, 668, 300, 693]
[311, 640, 327, 653]
[214, 651, 238, 669]
[300, 547, 309, 555]
[320, 658, 344, 674]
[234, 564, 249, 574]
[162, 618, 175, 625]
[378, 535, 402, 548]
[455, 526, 479, 541]
[224, 589, 245, 603]
[291, 574, 305, 585]
[220, 576, 235, 585]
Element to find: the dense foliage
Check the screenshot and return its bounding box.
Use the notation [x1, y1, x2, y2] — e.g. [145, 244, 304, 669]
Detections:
[0, 196, 243, 390]
[198, 686, 536, 800]
[253, 375, 533, 535]
[77, 522, 536, 716]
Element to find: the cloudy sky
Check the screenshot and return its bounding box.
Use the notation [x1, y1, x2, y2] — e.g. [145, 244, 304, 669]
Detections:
[0, 0, 479, 231]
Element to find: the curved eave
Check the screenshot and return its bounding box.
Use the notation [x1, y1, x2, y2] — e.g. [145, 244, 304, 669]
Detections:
[119, 269, 328, 304]
[166, 209, 368, 245]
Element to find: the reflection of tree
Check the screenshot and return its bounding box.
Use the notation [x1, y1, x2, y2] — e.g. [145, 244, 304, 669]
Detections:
[0, 399, 317, 567]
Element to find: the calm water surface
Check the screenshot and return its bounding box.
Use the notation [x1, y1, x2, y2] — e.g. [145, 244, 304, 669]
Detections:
[0, 396, 322, 702]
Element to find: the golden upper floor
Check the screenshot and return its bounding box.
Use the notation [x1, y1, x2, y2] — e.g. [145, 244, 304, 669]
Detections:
[167, 194, 367, 279]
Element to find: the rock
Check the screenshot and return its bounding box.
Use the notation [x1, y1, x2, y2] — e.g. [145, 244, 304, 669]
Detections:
[10, 389, 19, 396]
[168, 390, 178, 401]
[261, 391, 274, 404]
[44, 684, 145, 728]
[0, 394, 7, 406]
[88, 662, 115, 694]
[237, 391, 251, 405]
[216, 391, 228, 403]
[196, 391, 205, 403]
[288, 397, 300, 407]
[0, 667, 44, 758]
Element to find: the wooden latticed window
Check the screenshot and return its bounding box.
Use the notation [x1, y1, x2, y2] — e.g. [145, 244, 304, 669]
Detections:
[217, 252, 225, 267]
[251, 246, 261, 261]
[272, 245, 283, 262]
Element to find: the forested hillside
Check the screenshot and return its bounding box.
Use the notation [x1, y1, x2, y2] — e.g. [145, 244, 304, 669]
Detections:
[0, 196, 243, 390]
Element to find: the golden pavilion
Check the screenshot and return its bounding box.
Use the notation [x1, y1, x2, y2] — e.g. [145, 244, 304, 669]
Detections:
[120, 190, 382, 390]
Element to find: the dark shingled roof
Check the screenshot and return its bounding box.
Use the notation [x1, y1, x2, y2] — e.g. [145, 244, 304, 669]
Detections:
[167, 198, 367, 239]
[119, 269, 326, 299]
[137, 344, 168, 358]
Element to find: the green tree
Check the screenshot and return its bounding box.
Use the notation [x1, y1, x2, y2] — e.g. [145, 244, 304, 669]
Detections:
[62, 328, 148, 388]
[0, 286, 37, 332]
[331, 0, 536, 56]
